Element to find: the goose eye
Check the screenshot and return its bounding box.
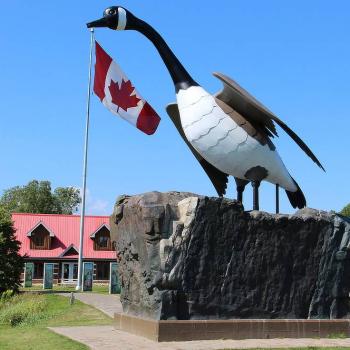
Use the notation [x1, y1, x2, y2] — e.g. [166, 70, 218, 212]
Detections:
[109, 9, 115, 15]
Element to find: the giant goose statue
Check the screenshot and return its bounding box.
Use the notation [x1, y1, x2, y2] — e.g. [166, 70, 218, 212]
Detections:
[87, 6, 324, 210]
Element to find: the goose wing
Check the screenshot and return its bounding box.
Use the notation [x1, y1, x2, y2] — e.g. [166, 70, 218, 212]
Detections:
[213, 72, 325, 171]
[166, 102, 228, 196]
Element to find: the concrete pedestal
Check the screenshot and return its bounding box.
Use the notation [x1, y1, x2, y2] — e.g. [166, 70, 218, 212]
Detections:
[114, 313, 350, 342]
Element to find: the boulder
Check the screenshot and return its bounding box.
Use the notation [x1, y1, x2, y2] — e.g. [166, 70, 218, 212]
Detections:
[110, 191, 350, 320]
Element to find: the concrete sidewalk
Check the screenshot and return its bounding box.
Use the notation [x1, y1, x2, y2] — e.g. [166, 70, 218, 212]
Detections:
[50, 325, 350, 350]
[59, 292, 122, 317]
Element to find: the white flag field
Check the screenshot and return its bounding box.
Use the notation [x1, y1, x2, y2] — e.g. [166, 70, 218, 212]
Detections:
[93, 41, 160, 135]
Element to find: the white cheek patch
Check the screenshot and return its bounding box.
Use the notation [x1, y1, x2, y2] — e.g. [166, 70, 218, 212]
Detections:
[116, 8, 127, 30]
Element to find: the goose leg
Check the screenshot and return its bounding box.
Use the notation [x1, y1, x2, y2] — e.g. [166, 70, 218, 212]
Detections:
[237, 188, 243, 203]
[244, 166, 268, 211]
[234, 177, 249, 204]
[252, 180, 261, 211]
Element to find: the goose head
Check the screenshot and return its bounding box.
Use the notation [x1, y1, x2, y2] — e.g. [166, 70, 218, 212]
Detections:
[87, 6, 133, 30]
[87, 6, 198, 90]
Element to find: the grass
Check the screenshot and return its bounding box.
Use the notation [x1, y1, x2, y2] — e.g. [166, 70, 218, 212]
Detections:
[0, 327, 88, 350]
[0, 293, 112, 350]
[0, 293, 48, 326]
[20, 283, 110, 294]
[328, 333, 348, 339]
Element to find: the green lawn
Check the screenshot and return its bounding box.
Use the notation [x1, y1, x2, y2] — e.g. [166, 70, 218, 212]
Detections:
[0, 327, 88, 350]
[2, 295, 349, 350]
[20, 283, 110, 294]
[0, 293, 112, 350]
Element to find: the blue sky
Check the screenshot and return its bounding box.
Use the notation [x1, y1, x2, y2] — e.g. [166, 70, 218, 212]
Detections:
[0, 1, 349, 214]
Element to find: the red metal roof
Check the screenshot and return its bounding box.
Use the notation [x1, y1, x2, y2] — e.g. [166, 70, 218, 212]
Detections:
[12, 213, 115, 260]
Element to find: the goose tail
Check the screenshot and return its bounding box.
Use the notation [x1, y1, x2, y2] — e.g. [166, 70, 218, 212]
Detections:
[285, 177, 306, 209]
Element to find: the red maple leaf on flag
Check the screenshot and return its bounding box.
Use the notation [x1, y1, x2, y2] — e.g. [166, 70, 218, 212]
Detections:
[109, 79, 141, 112]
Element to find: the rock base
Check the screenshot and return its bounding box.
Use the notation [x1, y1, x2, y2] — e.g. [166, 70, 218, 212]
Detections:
[110, 191, 350, 320]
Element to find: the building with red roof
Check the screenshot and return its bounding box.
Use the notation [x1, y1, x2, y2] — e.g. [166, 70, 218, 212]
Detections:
[12, 213, 116, 284]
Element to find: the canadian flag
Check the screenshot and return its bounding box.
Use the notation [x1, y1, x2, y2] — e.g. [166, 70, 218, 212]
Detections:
[93, 41, 160, 135]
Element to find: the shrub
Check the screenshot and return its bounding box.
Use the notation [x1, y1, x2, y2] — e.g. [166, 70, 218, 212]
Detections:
[0, 207, 24, 294]
[0, 290, 15, 308]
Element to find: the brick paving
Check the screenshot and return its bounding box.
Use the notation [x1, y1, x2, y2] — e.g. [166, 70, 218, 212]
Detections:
[59, 292, 122, 317]
[50, 325, 350, 350]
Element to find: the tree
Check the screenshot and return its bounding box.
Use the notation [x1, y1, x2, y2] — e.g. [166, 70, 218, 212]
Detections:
[0, 207, 24, 294]
[0, 180, 81, 215]
[53, 187, 81, 215]
[340, 204, 350, 217]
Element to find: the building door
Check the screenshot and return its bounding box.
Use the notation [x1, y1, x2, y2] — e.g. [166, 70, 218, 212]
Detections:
[62, 262, 78, 283]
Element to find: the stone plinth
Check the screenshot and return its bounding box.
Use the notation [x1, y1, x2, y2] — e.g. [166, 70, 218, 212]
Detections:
[110, 191, 350, 321]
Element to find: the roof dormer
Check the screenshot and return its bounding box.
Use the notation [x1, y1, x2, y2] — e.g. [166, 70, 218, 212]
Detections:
[90, 224, 112, 251]
[59, 244, 79, 258]
[27, 221, 54, 250]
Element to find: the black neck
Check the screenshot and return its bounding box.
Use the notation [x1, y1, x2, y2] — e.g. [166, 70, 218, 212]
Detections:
[131, 18, 198, 92]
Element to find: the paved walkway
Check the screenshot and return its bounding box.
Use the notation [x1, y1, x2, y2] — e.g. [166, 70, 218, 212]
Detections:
[59, 292, 122, 317]
[50, 325, 350, 350]
[53, 293, 350, 349]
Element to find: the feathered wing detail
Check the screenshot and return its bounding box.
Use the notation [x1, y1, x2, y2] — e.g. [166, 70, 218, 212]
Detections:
[213, 72, 325, 171]
[166, 102, 228, 196]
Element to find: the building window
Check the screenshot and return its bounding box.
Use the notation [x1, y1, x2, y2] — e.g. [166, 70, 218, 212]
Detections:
[96, 262, 110, 280]
[93, 226, 112, 251]
[98, 235, 109, 248]
[33, 234, 44, 247]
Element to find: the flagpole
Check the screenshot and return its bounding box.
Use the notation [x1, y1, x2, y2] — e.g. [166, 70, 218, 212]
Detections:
[76, 28, 94, 291]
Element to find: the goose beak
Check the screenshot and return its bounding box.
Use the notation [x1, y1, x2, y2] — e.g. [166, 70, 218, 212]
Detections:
[86, 17, 108, 28]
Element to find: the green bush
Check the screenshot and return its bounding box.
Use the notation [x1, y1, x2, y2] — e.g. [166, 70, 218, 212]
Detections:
[0, 207, 24, 294]
[0, 294, 47, 326]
